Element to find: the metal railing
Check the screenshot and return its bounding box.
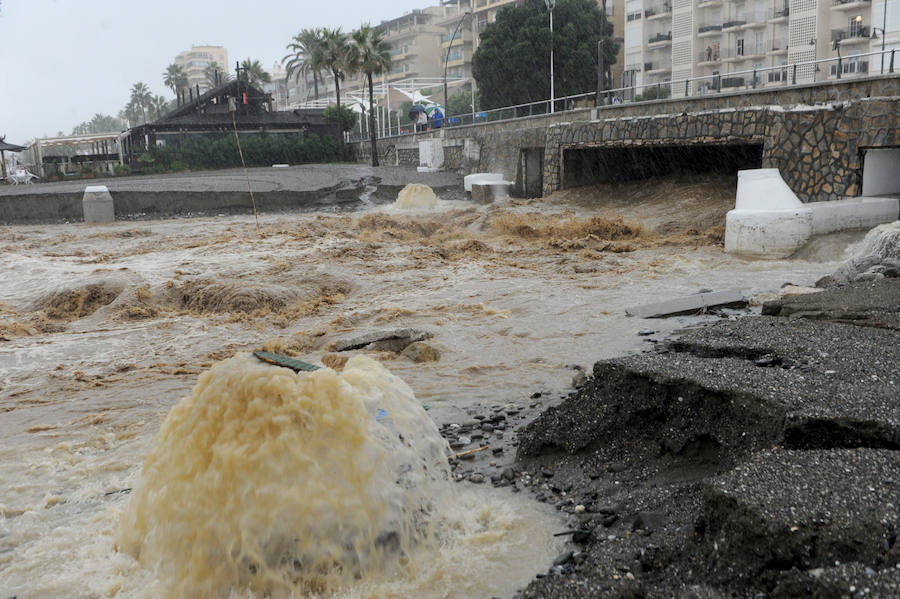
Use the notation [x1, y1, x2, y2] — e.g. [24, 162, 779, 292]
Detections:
[348, 49, 897, 143]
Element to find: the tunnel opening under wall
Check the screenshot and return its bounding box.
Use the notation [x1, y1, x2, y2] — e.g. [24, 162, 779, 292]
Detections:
[561, 143, 764, 190]
[861, 147, 900, 197]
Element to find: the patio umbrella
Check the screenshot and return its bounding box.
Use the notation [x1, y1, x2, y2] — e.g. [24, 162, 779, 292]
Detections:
[0, 136, 27, 182]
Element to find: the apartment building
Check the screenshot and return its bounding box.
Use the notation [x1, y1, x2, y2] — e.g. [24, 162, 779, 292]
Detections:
[623, 0, 899, 98]
[173, 45, 230, 92]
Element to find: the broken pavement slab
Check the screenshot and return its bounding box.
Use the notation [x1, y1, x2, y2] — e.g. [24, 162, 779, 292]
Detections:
[625, 290, 746, 318]
[333, 328, 433, 353]
[520, 307, 900, 460]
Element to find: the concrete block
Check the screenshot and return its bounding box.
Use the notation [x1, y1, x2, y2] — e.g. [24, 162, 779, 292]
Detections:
[464, 173, 505, 192]
[625, 290, 747, 318]
[809, 197, 899, 235]
[82, 185, 115, 223]
[464, 139, 481, 164]
[418, 140, 444, 170]
[726, 208, 813, 259]
[471, 182, 511, 205]
[726, 169, 813, 259]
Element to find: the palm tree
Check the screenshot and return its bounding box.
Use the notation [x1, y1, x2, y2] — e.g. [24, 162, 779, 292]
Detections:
[204, 62, 230, 89]
[163, 63, 187, 95]
[319, 27, 351, 154]
[151, 95, 169, 119]
[349, 24, 392, 167]
[240, 58, 272, 86]
[129, 82, 152, 124]
[284, 28, 326, 100]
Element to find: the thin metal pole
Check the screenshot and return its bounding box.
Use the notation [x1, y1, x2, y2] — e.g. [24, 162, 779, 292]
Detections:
[549, 5, 555, 113]
[597, 40, 604, 105]
[881, 0, 887, 74]
[444, 12, 470, 112]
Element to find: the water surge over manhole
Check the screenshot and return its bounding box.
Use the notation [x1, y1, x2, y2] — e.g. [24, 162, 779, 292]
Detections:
[117, 354, 561, 598]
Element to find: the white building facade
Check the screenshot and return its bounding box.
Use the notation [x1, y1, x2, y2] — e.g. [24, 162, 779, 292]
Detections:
[623, 0, 900, 99]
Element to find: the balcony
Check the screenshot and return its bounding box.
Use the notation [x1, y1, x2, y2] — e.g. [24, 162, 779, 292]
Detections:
[832, 0, 871, 10]
[722, 20, 746, 31]
[832, 25, 871, 45]
[698, 49, 721, 63]
[645, 3, 672, 20]
[698, 24, 723, 37]
[769, 6, 790, 22]
[767, 40, 789, 55]
[648, 32, 672, 46]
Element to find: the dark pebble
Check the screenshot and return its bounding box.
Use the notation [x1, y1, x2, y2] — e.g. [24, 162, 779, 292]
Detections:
[607, 462, 628, 473]
[541, 468, 555, 478]
[553, 551, 574, 566]
[531, 392, 542, 399]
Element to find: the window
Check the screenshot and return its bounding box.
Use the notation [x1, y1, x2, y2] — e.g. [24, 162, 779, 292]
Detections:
[755, 31, 765, 55]
[736, 38, 744, 56]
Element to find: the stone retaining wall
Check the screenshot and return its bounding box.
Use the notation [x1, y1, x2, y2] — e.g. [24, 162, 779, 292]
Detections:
[351, 75, 900, 203]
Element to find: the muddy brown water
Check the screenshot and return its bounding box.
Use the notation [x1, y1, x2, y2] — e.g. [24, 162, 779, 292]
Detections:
[0, 174, 863, 597]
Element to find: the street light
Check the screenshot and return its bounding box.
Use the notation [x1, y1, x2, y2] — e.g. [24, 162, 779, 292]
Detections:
[871, 0, 888, 73]
[444, 11, 472, 115]
[546, 0, 556, 113]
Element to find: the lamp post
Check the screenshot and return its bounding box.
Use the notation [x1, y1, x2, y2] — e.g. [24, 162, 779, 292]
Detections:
[444, 11, 472, 115]
[871, 0, 888, 73]
[546, 0, 556, 113]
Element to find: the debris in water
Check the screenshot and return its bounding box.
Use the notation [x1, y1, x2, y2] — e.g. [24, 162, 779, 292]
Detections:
[118, 353, 450, 597]
[625, 289, 747, 318]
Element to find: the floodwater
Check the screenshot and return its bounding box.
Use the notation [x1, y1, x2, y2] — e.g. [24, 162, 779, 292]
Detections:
[0, 174, 861, 598]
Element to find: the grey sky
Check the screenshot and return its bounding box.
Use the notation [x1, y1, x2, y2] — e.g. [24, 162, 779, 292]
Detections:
[0, 0, 429, 142]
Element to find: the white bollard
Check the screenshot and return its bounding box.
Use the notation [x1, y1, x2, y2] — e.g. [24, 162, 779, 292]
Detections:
[82, 185, 115, 223]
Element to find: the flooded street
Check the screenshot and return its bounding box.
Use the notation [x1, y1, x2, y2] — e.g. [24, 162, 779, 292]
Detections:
[0, 175, 860, 597]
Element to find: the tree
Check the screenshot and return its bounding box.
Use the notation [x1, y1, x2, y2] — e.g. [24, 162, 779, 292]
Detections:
[323, 105, 358, 132]
[471, 0, 619, 110]
[446, 89, 480, 118]
[129, 82, 152, 124]
[319, 27, 351, 155]
[204, 62, 230, 89]
[284, 28, 326, 100]
[348, 24, 392, 166]
[163, 63, 188, 95]
[240, 58, 272, 86]
[151, 95, 169, 119]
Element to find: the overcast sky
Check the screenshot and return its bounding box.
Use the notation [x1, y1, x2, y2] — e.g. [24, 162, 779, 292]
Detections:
[0, 0, 429, 142]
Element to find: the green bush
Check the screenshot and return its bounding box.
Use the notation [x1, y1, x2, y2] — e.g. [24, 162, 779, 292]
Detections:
[114, 164, 131, 177]
[156, 133, 339, 171]
[323, 105, 358, 133]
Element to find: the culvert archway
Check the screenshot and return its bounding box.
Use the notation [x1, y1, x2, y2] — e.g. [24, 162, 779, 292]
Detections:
[861, 147, 900, 197]
[561, 143, 764, 189]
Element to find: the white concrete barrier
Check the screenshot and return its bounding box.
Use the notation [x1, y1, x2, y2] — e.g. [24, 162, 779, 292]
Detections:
[726, 169, 900, 259]
[725, 169, 812, 259]
[82, 185, 115, 223]
[464, 173, 505, 192]
[809, 197, 899, 235]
